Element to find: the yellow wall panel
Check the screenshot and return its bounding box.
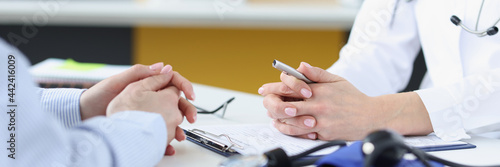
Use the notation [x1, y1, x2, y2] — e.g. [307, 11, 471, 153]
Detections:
[134, 27, 345, 94]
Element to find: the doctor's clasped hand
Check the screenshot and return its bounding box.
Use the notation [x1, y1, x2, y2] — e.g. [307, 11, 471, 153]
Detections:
[259, 62, 433, 141]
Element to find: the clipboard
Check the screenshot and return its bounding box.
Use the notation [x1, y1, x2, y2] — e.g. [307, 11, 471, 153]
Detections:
[418, 143, 476, 152]
[184, 125, 477, 157]
[403, 134, 476, 152]
[183, 129, 242, 157]
[182, 125, 344, 157]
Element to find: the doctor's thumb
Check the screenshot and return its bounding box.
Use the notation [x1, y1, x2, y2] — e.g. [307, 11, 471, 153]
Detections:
[298, 62, 344, 83]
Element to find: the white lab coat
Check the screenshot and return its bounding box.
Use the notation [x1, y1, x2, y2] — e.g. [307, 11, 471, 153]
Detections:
[327, 0, 500, 141]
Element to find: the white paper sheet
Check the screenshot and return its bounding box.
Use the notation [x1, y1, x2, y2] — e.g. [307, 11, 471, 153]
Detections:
[183, 124, 469, 156]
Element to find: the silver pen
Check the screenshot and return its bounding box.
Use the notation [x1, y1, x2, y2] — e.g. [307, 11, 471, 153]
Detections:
[272, 59, 315, 84]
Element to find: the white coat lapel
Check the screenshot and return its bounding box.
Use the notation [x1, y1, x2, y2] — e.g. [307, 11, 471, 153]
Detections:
[418, 0, 464, 86]
[439, 0, 464, 85]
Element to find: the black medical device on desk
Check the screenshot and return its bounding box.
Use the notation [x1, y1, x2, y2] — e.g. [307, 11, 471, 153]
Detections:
[215, 130, 500, 167]
[219, 140, 347, 167]
[184, 128, 347, 166]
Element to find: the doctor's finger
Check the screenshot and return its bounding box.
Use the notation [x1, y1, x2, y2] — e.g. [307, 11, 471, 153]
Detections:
[277, 115, 317, 129]
[297, 62, 344, 83]
[272, 119, 315, 136]
[295, 132, 319, 140]
[258, 82, 303, 98]
[263, 94, 300, 119]
[280, 72, 312, 98]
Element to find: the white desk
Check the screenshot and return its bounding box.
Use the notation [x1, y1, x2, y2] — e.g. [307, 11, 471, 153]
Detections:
[0, 0, 358, 30]
[158, 83, 272, 166]
[159, 83, 500, 166]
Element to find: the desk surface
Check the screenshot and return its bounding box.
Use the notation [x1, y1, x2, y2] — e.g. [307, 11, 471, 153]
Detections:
[159, 83, 500, 166]
[0, 0, 358, 29]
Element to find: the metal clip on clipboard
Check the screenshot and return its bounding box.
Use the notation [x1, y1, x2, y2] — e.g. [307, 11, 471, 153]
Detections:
[184, 129, 244, 157]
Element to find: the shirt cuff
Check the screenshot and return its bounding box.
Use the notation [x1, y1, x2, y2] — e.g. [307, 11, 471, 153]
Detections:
[39, 88, 86, 129]
[415, 87, 471, 141]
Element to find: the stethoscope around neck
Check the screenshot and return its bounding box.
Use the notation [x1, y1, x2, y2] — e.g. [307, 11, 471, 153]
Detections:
[403, 0, 499, 37]
[450, 15, 499, 37]
[448, 0, 499, 37]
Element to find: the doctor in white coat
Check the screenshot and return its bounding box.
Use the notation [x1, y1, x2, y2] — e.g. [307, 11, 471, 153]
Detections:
[259, 0, 500, 141]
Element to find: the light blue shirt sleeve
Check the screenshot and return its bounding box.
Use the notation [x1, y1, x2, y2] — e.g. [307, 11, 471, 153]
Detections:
[38, 88, 86, 129]
[0, 39, 168, 167]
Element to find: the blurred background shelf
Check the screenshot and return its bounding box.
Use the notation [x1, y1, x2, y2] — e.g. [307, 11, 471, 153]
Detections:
[0, 0, 359, 94]
[0, 0, 358, 29]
